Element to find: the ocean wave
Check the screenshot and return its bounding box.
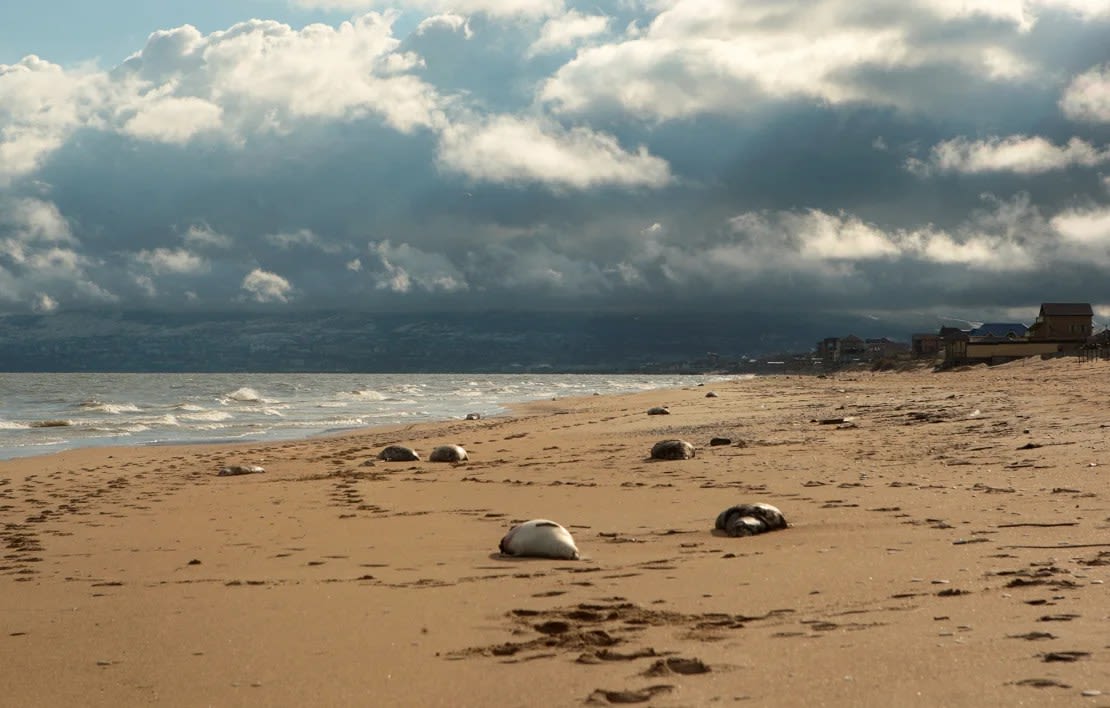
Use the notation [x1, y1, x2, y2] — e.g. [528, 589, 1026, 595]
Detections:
[172, 403, 205, 412]
[344, 389, 386, 401]
[0, 419, 30, 430]
[224, 387, 266, 403]
[79, 400, 141, 414]
[181, 410, 233, 422]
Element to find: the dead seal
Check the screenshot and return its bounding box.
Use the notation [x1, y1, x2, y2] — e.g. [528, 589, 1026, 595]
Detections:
[218, 464, 265, 477]
[499, 519, 580, 560]
[429, 444, 468, 462]
[647, 406, 671, 415]
[650, 439, 695, 460]
[715, 503, 788, 536]
[377, 445, 420, 462]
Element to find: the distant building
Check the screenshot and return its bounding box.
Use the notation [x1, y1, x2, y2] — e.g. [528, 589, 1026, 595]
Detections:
[911, 333, 940, 358]
[1027, 303, 1093, 342]
[968, 322, 1029, 339]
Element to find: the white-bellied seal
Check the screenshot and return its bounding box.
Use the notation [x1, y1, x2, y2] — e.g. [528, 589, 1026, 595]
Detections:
[465, 413, 481, 420]
[715, 503, 788, 536]
[650, 439, 695, 460]
[218, 464, 265, 476]
[429, 444, 468, 462]
[647, 406, 671, 415]
[499, 519, 580, 560]
[377, 445, 420, 462]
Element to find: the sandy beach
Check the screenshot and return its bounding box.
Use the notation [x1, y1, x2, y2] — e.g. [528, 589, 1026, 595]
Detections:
[2, 358, 1108, 707]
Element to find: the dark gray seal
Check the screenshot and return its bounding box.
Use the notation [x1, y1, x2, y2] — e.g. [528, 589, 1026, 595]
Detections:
[429, 444, 468, 462]
[647, 406, 671, 415]
[465, 412, 481, 420]
[650, 439, 695, 460]
[715, 503, 788, 536]
[705, 391, 719, 398]
[377, 445, 420, 462]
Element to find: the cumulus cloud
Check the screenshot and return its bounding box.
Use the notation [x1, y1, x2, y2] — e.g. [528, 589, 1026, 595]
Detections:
[367, 240, 466, 293]
[290, 0, 564, 20]
[911, 136, 1110, 175]
[121, 95, 223, 143]
[264, 229, 347, 254]
[31, 292, 58, 313]
[1052, 207, 1110, 245]
[183, 224, 233, 249]
[0, 56, 108, 185]
[539, 0, 1104, 121]
[0, 4, 1109, 321]
[133, 248, 208, 274]
[528, 10, 609, 56]
[1060, 63, 1110, 123]
[241, 268, 293, 302]
[437, 115, 671, 189]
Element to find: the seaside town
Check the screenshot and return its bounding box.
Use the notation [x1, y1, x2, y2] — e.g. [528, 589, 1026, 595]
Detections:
[744, 301, 1105, 375]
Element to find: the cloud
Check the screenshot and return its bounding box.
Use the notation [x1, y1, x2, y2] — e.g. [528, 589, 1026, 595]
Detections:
[0, 5, 1109, 323]
[264, 228, 347, 254]
[133, 248, 208, 274]
[31, 292, 58, 313]
[367, 240, 466, 293]
[913, 135, 1110, 174]
[121, 95, 223, 143]
[289, 0, 565, 20]
[437, 114, 671, 189]
[0, 56, 108, 185]
[1051, 207, 1110, 245]
[183, 224, 233, 249]
[241, 268, 293, 302]
[1060, 63, 1110, 123]
[539, 0, 1106, 122]
[528, 10, 609, 56]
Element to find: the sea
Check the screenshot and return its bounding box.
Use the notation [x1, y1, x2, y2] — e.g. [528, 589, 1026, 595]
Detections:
[0, 372, 726, 460]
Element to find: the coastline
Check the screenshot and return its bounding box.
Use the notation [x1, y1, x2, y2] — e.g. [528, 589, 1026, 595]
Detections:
[2, 359, 1107, 706]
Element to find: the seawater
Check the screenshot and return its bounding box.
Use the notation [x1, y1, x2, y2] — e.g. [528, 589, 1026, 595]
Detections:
[0, 372, 727, 460]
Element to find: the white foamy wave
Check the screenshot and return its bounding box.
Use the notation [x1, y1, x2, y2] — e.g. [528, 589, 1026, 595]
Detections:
[261, 408, 285, 417]
[80, 400, 141, 414]
[172, 403, 205, 412]
[225, 387, 265, 403]
[181, 410, 233, 422]
[0, 419, 30, 430]
[345, 388, 386, 401]
[317, 401, 350, 408]
[120, 424, 150, 433]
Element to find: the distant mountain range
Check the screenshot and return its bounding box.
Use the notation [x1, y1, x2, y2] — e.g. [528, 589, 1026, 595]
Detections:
[0, 310, 920, 373]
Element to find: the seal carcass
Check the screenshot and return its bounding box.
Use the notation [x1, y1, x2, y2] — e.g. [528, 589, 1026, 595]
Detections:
[429, 444, 468, 462]
[715, 503, 788, 536]
[499, 519, 580, 560]
[378, 445, 420, 462]
[650, 439, 696, 460]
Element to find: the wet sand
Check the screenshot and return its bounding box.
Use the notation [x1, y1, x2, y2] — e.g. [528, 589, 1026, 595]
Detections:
[2, 358, 1108, 706]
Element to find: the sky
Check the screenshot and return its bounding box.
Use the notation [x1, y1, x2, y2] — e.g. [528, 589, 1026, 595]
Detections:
[1, 0, 1109, 332]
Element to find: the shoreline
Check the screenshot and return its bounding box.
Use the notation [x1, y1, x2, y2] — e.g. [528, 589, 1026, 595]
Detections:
[2, 359, 1107, 706]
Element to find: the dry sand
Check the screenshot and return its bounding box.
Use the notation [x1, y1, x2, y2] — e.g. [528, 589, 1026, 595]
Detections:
[2, 358, 1108, 707]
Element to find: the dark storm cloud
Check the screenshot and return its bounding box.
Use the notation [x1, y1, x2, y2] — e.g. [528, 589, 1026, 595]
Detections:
[0, 0, 1108, 328]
